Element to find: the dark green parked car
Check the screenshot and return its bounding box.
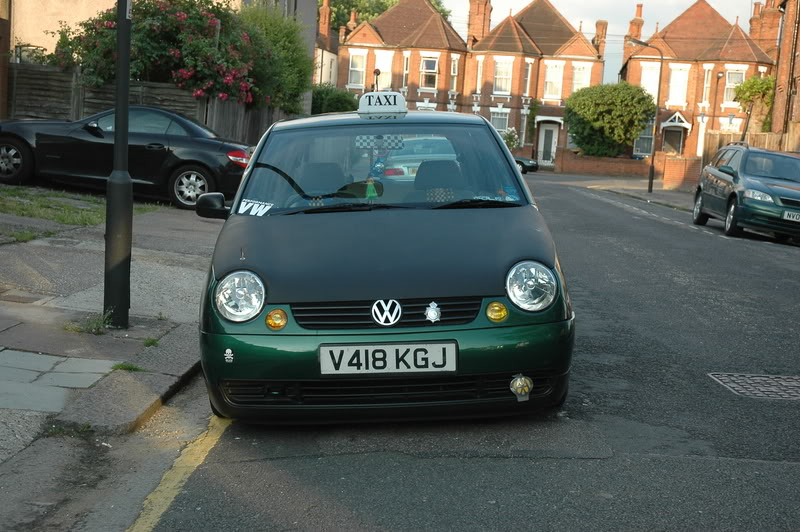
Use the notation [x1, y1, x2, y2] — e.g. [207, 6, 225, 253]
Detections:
[195, 92, 575, 423]
[693, 142, 800, 242]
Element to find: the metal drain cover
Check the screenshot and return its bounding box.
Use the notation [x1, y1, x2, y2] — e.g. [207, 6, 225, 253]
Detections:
[709, 373, 800, 400]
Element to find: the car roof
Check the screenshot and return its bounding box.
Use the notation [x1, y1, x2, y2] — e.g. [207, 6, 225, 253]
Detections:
[271, 111, 489, 131]
[723, 144, 800, 160]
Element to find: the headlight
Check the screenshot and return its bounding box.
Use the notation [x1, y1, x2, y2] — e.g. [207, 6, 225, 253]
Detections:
[744, 189, 774, 203]
[505, 261, 558, 312]
[215, 271, 266, 322]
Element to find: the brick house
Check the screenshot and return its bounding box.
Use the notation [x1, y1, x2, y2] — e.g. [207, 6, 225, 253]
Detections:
[313, 0, 338, 85]
[620, 1, 773, 166]
[766, 0, 800, 140]
[335, 0, 607, 168]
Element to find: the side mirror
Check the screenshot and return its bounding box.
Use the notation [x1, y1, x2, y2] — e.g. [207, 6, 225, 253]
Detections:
[83, 121, 100, 131]
[196, 193, 229, 219]
[718, 165, 736, 177]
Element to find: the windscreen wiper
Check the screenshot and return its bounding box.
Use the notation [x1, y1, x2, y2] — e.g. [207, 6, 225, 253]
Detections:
[282, 203, 415, 215]
[432, 198, 522, 209]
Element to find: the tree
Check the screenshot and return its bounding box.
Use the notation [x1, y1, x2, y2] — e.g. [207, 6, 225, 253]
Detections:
[564, 83, 656, 157]
[311, 84, 358, 114]
[319, 0, 451, 30]
[735, 75, 775, 133]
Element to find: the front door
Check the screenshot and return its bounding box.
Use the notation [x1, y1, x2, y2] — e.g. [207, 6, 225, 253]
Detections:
[538, 124, 558, 167]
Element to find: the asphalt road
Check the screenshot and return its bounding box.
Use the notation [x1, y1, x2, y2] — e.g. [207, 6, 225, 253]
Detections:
[24, 179, 800, 531]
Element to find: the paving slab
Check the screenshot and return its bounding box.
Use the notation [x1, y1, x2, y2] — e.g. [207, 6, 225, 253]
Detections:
[0, 323, 144, 360]
[0, 350, 65, 371]
[53, 358, 117, 374]
[0, 242, 103, 296]
[0, 409, 50, 465]
[132, 323, 199, 377]
[1, 366, 41, 383]
[56, 370, 189, 435]
[34, 372, 104, 389]
[0, 318, 20, 333]
[0, 381, 71, 412]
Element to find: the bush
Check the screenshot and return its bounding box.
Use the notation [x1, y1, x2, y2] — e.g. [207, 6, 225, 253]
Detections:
[501, 127, 519, 151]
[565, 83, 656, 157]
[311, 84, 358, 114]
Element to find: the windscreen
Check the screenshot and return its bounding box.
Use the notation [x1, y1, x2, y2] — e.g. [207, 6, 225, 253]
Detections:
[238, 123, 524, 215]
[744, 153, 800, 182]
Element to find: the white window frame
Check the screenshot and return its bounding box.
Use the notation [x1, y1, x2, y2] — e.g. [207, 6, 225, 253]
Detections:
[724, 70, 746, 107]
[666, 63, 691, 108]
[419, 53, 440, 92]
[490, 110, 509, 131]
[633, 118, 655, 156]
[402, 51, 411, 88]
[701, 64, 714, 105]
[374, 50, 394, 91]
[475, 55, 485, 94]
[493, 56, 514, 95]
[346, 49, 367, 89]
[571, 61, 592, 94]
[450, 54, 459, 92]
[523, 59, 534, 97]
[640, 61, 661, 103]
[544, 60, 564, 101]
[520, 112, 528, 145]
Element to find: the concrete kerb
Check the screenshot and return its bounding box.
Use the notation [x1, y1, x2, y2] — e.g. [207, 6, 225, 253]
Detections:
[55, 323, 202, 436]
[606, 188, 694, 213]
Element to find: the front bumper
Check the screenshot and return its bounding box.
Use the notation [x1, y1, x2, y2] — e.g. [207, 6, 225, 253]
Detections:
[201, 318, 574, 422]
[739, 200, 800, 236]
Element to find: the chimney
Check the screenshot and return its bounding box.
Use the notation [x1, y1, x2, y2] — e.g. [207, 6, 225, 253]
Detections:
[624, 4, 645, 63]
[339, 25, 346, 43]
[318, 0, 331, 39]
[593, 20, 608, 58]
[468, 0, 492, 49]
[759, 0, 782, 61]
[750, 2, 762, 42]
[347, 10, 358, 31]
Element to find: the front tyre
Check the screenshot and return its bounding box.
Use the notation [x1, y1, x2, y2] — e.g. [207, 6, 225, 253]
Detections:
[516, 162, 527, 174]
[692, 191, 709, 226]
[0, 137, 34, 185]
[168, 165, 215, 209]
[724, 198, 742, 237]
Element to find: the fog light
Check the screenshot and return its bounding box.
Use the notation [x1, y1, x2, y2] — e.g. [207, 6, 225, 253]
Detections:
[510, 374, 533, 402]
[486, 301, 508, 322]
[266, 309, 288, 330]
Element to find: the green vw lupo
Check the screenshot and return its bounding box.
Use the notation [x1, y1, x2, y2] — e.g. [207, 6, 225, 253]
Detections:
[195, 93, 575, 423]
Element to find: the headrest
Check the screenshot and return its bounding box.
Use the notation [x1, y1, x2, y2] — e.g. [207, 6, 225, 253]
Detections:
[299, 162, 348, 194]
[414, 160, 463, 190]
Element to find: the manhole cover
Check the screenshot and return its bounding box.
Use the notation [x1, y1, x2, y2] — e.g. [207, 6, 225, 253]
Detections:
[709, 373, 800, 400]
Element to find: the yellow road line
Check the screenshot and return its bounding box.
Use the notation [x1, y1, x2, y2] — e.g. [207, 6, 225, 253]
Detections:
[127, 416, 232, 532]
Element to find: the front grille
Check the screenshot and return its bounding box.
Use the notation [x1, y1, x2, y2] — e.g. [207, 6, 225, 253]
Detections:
[750, 214, 800, 232]
[222, 373, 554, 406]
[779, 197, 800, 208]
[291, 297, 483, 330]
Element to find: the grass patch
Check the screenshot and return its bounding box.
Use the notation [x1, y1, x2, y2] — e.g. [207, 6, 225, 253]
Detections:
[43, 422, 93, 439]
[63, 311, 112, 335]
[143, 337, 159, 348]
[156, 312, 169, 321]
[112, 362, 144, 372]
[0, 229, 56, 243]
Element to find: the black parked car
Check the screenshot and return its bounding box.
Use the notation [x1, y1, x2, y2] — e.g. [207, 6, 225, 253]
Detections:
[514, 156, 538, 174]
[692, 142, 800, 242]
[0, 106, 250, 208]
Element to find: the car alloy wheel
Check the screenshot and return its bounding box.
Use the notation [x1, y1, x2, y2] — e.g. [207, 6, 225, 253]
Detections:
[692, 193, 709, 226]
[0, 138, 33, 185]
[169, 165, 214, 209]
[516, 162, 525, 173]
[724, 200, 742, 237]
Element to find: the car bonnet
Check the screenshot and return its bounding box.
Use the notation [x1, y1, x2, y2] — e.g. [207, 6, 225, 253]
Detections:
[211, 206, 557, 303]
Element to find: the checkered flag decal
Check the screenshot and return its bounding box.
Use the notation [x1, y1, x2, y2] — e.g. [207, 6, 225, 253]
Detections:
[354, 135, 404, 150]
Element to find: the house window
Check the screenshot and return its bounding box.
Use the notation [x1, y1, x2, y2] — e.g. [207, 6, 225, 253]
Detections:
[662, 128, 684, 154]
[572, 63, 591, 94]
[402, 55, 410, 88]
[520, 113, 528, 145]
[667, 64, 690, 106]
[348, 52, 366, 87]
[450, 56, 459, 92]
[702, 68, 712, 103]
[633, 118, 655, 155]
[523, 61, 532, 96]
[420, 57, 439, 90]
[544, 62, 564, 99]
[725, 70, 745, 103]
[490, 111, 509, 131]
[374, 51, 393, 90]
[493, 58, 513, 95]
[640, 63, 660, 102]
[476, 57, 484, 93]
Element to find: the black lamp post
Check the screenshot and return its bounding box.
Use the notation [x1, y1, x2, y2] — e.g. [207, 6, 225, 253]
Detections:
[627, 37, 663, 194]
[103, 0, 133, 328]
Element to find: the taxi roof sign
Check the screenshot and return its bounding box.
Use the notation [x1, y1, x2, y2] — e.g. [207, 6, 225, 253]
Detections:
[358, 91, 407, 119]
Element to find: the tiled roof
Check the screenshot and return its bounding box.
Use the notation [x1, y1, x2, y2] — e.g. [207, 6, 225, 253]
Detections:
[513, 0, 580, 56]
[473, 15, 541, 55]
[316, 32, 339, 54]
[698, 24, 773, 63]
[369, 0, 466, 51]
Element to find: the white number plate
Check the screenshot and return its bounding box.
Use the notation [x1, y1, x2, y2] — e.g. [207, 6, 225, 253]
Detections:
[782, 211, 800, 222]
[320, 342, 457, 375]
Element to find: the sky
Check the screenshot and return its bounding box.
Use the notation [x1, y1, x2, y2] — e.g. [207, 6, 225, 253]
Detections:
[440, 0, 757, 82]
